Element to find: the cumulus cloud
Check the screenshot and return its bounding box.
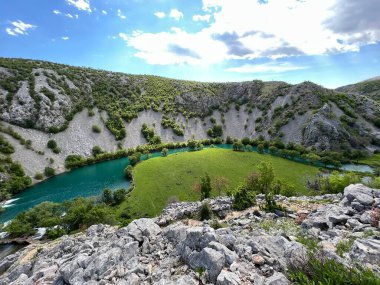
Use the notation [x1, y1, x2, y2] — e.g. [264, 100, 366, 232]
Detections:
[117, 9, 126, 20]
[62, 36, 69, 40]
[154, 11, 166, 19]
[6, 20, 36, 36]
[125, 0, 380, 66]
[66, 0, 91, 12]
[118, 33, 128, 41]
[169, 9, 183, 21]
[193, 14, 211, 22]
[226, 62, 309, 73]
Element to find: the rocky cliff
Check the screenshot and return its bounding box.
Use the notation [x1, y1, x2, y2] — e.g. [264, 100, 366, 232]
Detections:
[0, 184, 379, 284]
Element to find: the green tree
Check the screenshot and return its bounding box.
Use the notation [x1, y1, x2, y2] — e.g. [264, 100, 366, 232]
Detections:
[124, 165, 133, 179]
[92, 146, 103, 157]
[200, 173, 212, 200]
[102, 188, 113, 204]
[47, 139, 57, 149]
[44, 167, 55, 177]
[257, 162, 275, 194]
[257, 144, 265, 154]
[161, 148, 168, 157]
[232, 141, 244, 151]
[232, 184, 256, 210]
[113, 188, 127, 205]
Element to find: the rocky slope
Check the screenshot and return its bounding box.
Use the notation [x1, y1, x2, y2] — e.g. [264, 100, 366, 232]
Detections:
[0, 58, 379, 186]
[337, 77, 380, 102]
[0, 184, 379, 284]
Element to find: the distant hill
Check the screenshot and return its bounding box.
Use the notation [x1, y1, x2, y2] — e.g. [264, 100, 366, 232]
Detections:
[337, 77, 380, 102]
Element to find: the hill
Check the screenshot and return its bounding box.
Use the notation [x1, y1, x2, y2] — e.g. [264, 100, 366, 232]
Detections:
[337, 77, 380, 102]
[0, 57, 379, 199]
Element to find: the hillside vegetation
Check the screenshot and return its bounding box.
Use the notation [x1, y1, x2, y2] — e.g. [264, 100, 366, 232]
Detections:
[0, 57, 379, 150]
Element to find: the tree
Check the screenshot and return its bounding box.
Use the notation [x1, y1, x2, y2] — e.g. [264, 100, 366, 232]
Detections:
[188, 139, 198, 151]
[44, 167, 55, 177]
[233, 141, 244, 151]
[92, 125, 101, 133]
[268, 146, 278, 155]
[161, 148, 168, 157]
[213, 176, 229, 196]
[257, 162, 275, 195]
[113, 188, 127, 204]
[200, 173, 212, 200]
[257, 144, 265, 154]
[124, 165, 133, 179]
[92, 146, 103, 157]
[47, 139, 57, 149]
[232, 184, 256, 210]
[128, 152, 142, 166]
[102, 188, 113, 204]
[226, 136, 233, 144]
[241, 137, 250, 145]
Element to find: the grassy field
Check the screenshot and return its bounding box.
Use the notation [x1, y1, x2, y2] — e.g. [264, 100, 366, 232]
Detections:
[118, 148, 320, 218]
[360, 153, 380, 168]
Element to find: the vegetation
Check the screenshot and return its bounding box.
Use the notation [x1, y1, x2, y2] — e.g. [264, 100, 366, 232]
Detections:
[121, 148, 319, 217]
[141, 123, 161, 144]
[207, 125, 223, 138]
[44, 167, 55, 177]
[199, 202, 212, 221]
[6, 197, 117, 238]
[47, 139, 60, 153]
[307, 171, 360, 194]
[124, 165, 133, 179]
[92, 125, 101, 133]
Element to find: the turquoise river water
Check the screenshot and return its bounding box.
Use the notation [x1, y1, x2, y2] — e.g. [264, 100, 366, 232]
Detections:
[0, 144, 373, 224]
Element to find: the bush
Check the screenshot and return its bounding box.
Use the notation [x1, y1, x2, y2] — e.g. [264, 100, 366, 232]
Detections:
[34, 172, 44, 180]
[288, 250, 380, 284]
[128, 152, 142, 166]
[199, 202, 212, 221]
[124, 165, 133, 179]
[113, 188, 127, 205]
[44, 167, 55, 177]
[45, 227, 67, 239]
[257, 144, 265, 154]
[232, 184, 256, 210]
[47, 139, 57, 149]
[232, 141, 244, 151]
[92, 125, 101, 133]
[200, 173, 212, 200]
[207, 124, 223, 138]
[161, 148, 168, 157]
[92, 146, 104, 157]
[102, 188, 113, 204]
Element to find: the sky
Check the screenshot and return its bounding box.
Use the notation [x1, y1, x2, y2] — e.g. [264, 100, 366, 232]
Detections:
[0, 0, 379, 88]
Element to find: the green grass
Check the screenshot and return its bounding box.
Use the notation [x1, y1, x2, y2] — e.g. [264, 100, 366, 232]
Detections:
[118, 148, 320, 217]
[360, 153, 380, 168]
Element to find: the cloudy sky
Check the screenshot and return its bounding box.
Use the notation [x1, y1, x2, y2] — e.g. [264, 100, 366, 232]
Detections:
[1, 0, 379, 87]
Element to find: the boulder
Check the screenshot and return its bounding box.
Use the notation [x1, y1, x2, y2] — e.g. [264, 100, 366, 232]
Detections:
[350, 239, 380, 265]
[125, 218, 161, 242]
[187, 247, 225, 282]
[216, 270, 240, 285]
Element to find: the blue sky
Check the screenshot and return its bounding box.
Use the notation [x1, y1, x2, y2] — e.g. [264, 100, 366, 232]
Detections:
[0, 0, 379, 88]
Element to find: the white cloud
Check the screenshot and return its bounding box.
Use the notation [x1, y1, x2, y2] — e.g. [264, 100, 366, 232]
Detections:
[226, 62, 309, 73]
[102, 10, 107, 15]
[66, 0, 91, 12]
[62, 36, 70, 40]
[125, 0, 380, 66]
[118, 33, 128, 41]
[193, 14, 211, 22]
[5, 20, 36, 36]
[169, 9, 183, 21]
[117, 9, 126, 20]
[53, 9, 78, 19]
[154, 11, 166, 19]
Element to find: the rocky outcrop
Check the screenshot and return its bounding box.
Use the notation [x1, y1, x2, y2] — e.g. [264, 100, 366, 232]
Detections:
[0, 184, 379, 284]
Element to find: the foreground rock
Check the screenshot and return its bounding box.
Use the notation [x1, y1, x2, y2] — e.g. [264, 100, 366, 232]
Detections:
[0, 184, 379, 284]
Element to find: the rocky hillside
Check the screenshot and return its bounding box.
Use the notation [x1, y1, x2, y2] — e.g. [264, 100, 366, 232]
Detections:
[0, 184, 379, 284]
[337, 77, 380, 102]
[0, 58, 379, 195]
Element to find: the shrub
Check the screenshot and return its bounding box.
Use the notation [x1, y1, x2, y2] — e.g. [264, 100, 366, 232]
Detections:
[199, 202, 212, 221]
[207, 125, 223, 138]
[161, 148, 168, 157]
[47, 139, 57, 149]
[92, 125, 101, 133]
[257, 144, 265, 154]
[113, 188, 127, 205]
[232, 141, 244, 151]
[241, 137, 250, 145]
[45, 227, 67, 239]
[34, 172, 44, 180]
[226, 136, 233, 144]
[128, 152, 141, 166]
[44, 167, 55, 177]
[92, 146, 104, 157]
[232, 184, 256, 210]
[102, 188, 113, 204]
[200, 173, 212, 200]
[124, 165, 133, 179]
